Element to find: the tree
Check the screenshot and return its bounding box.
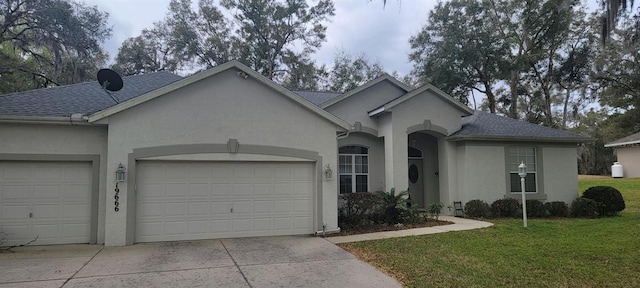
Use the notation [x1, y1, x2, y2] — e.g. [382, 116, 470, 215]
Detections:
[221, 0, 335, 81]
[600, 0, 637, 42]
[327, 51, 385, 92]
[409, 0, 508, 111]
[113, 24, 178, 75]
[0, 0, 111, 91]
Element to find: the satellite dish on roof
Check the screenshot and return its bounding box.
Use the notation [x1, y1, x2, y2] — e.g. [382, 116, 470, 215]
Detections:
[97, 68, 123, 104]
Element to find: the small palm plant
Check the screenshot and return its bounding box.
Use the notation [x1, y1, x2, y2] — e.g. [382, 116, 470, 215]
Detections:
[376, 188, 409, 224]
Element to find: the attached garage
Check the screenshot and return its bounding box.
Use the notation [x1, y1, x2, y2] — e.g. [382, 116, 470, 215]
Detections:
[135, 161, 314, 242]
[0, 161, 93, 246]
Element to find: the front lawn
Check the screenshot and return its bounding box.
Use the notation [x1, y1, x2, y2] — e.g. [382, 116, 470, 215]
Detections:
[339, 177, 640, 287]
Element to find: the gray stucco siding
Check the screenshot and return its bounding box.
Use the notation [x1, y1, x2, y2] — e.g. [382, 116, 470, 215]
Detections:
[0, 123, 108, 243]
[325, 81, 406, 129]
[615, 146, 640, 178]
[455, 141, 579, 206]
[104, 69, 340, 245]
[541, 145, 579, 203]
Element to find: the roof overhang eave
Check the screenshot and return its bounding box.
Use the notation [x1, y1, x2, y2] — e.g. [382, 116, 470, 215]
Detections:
[446, 135, 594, 143]
[604, 140, 640, 147]
[0, 114, 97, 126]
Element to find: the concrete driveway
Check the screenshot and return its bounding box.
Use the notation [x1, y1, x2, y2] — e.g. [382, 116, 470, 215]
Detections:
[0, 236, 400, 288]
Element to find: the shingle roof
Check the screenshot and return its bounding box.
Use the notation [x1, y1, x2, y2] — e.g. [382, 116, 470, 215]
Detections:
[605, 131, 640, 147]
[448, 111, 590, 142]
[292, 90, 341, 106]
[0, 71, 183, 117]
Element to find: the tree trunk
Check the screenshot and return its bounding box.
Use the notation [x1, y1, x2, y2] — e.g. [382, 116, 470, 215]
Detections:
[562, 86, 571, 129]
[509, 71, 518, 119]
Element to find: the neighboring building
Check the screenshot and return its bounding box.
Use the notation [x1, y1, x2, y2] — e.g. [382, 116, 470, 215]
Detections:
[0, 61, 590, 246]
[605, 132, 640, 178]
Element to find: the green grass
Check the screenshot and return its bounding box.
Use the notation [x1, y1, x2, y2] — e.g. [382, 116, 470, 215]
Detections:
[339, 177, 640, 287]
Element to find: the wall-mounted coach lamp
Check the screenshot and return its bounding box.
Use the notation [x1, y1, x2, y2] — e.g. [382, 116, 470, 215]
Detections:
[324, 164, 333, 179]
[115, 163, 127, 182]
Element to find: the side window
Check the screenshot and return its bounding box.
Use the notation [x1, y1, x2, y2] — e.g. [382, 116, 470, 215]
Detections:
[508, 147, 537, 193]
[338, 146, 369, 193]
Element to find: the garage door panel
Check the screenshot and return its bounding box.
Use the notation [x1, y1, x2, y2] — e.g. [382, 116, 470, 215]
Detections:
[189, 202, 211, 215]
[0, 161, 92, 246]
[136, 161, 314, 242]
[188, 183, 210, 197]
[2, 185, 30, 199]
[166, 183, 188, 197]
[63, 184, 91, 199]
[274, 183, 293, 196]
[63, 204, 91, 218]
[165, 202, 187, 216]
[32, 204, 60, 218]
[33, 185, 62, 199]
[2, 206, 29, 219]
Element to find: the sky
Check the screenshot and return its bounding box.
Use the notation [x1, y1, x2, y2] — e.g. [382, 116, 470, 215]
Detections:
[84, 0, 604, 77]
[82, 0, 438, 77]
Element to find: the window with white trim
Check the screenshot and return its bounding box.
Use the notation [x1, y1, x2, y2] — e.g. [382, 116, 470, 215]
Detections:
[339, 146, 368, 194]
[508, 147, 537, 193]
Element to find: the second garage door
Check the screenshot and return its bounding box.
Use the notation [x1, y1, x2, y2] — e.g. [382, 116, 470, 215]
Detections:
[135, 161, 315, 242]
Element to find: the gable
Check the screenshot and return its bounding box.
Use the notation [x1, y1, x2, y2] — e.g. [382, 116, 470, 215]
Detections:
[105, 69, 347, 144]
[324, 79, 408, 128]
[88, 61, 349, 131]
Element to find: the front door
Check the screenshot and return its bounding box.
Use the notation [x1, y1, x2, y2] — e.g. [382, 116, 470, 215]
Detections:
[408, 159, 424, 208]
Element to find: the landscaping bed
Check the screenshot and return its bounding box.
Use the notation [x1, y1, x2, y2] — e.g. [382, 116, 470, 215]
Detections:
[338, 177, 640, 287]
[336, 216, 453, 236]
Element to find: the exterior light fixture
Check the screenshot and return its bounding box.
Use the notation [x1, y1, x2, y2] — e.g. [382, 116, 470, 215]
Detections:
[518, 161, 528, 228]
[115, 163, 127, 182]
[324, 164, 333, 180]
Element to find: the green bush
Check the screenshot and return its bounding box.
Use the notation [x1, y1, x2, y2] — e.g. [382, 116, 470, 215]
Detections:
[582, 186, 626, 217]
[525, 200, 547, 218]
[491, 198, 520, 218]
[464, 200, 491, 218]
[428, 202, 445, 220]
[338, 192, 384, 229]
[544, 201, 569, 217]
[570, 197, 598, 218]
[377, 188, 409, 225]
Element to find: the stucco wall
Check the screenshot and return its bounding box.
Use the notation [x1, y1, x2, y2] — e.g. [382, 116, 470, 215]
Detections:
[456, 143, 507, 204]
[338, 133, 385, 192]
[0, 123, 108, 243]
[325, 81, 406, 129]
[381, 90, 468, 194]
[104, 69, 340, 245]
[542, 145, 579, 203]
[455, 142, 579, 207]
[616, 146, 640, 178]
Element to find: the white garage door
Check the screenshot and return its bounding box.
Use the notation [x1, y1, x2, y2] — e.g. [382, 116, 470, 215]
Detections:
[135, 161, 314, 242]
[0, 161, 92, 246]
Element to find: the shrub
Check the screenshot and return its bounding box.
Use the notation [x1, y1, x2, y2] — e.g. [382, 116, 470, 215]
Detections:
[377, 188, 409, 225]
[428, 202, 445, 220]
[582, 186, 626, 217]
[338, 192, 384, 229]
[525, 200, 547, 218]
[464, 200, 491, 218]
[544, 201, 569, 217]
[570, 197, 598, 218]
[491, 198, 520, 218]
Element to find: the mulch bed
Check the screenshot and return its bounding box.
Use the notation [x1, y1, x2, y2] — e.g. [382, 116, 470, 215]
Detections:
[336, 217, 453, 236]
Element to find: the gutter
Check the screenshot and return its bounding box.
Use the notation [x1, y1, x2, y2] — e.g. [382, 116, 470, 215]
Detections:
[0, 114, 100, 126]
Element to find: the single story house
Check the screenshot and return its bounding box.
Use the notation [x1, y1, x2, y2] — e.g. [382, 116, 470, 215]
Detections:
[0, 61, 589, 246]
[605, 131, 640, 178]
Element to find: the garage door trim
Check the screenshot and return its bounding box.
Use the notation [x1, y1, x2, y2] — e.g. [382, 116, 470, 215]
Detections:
[0, 154, 100, 244]
[126, 142, 324, 245]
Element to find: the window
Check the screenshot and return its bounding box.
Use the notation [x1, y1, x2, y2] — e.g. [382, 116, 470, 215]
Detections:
[508, 147, 537, 193]
[339, 146, 368, 193]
